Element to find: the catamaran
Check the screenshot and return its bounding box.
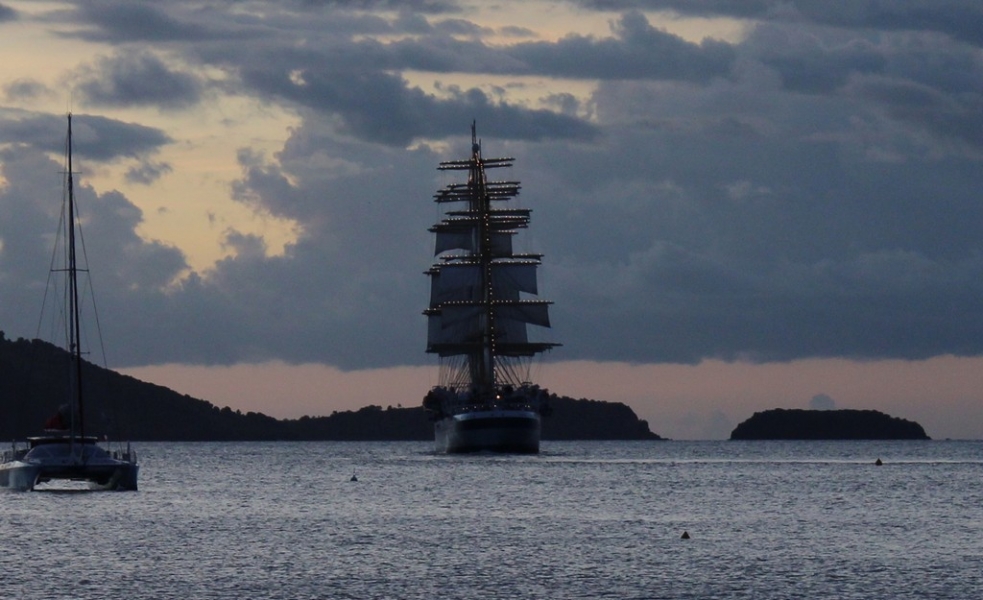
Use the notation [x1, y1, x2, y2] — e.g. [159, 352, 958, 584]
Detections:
[0, 114, 138, 491]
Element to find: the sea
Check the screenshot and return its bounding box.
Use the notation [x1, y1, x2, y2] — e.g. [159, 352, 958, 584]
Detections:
[1, 440, 980, 599]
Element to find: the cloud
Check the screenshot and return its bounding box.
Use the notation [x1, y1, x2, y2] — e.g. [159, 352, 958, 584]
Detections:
[240, 67, 598, 146]
[67, 1, 224, 43]
[2, 79, 49, 102]
[809, 394, 836, 410]
[0, 139, 188, 362]
[297, 0, 458, 13]
[572, 1, 983, 46]
[0, 111, 173, 161]
[73, 52, 206, 110]
[0, 3, 16, 23]
[125, 159, 173, 185]
[507, 12, 736, 82]
[58, 6, 726, 142]
[63, 0, 454, 46]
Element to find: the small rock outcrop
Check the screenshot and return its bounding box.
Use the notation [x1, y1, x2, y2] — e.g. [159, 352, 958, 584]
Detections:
[730, 408, 929, 440]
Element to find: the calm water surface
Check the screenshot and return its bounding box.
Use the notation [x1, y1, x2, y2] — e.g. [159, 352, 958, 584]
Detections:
[1, 441, 980, 599]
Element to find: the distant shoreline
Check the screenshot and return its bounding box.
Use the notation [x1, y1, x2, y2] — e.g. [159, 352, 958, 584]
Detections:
[0, 334, 662, 441]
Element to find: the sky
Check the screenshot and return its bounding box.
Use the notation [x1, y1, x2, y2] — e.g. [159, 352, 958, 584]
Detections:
[1, 0, 982, 439]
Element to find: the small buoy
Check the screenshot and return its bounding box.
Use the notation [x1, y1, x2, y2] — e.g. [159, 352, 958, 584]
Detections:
[875, 458, 883, 466]
[350, 469, 358, 482]
[680, 531, 690, 540]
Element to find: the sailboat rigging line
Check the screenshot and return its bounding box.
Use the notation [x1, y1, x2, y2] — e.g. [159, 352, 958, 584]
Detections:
[35, 179, 71, 342]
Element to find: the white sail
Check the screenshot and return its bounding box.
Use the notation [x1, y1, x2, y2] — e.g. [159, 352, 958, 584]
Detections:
[434, 230, 473, 255]
[427, 306, 483, 355]
[492, 263, 538, 296]
[430, 262, 540, 307]
[497, 303, 552, 328]
[428, 300, 551, 350]
[435, 230, 513, 256]
[495, 315, 529, 345]
[430, 265, 481, 305]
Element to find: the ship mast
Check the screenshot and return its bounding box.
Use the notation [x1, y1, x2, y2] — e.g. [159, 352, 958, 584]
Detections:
[65, 114, 86, 442]
[470, 123, 495, 394]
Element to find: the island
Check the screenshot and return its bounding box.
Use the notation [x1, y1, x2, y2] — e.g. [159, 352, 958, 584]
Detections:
[0, 333, 662, 441]
[730, 408, 930, 440]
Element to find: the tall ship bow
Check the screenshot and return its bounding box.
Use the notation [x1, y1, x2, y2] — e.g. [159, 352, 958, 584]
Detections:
[423, 124, 559, 453]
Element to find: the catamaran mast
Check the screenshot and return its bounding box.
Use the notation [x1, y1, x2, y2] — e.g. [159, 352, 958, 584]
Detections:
[66, 113, 85, 442]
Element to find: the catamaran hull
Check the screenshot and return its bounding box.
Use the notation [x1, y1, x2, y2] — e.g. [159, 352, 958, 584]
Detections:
[434, 410, 541, 453]
[0, 463, 42, 491]
[0, 462, 139, 491]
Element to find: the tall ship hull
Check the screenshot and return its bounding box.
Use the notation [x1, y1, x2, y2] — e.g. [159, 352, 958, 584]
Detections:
[422, 124, 559, 453]
[434, 409, 541, 454]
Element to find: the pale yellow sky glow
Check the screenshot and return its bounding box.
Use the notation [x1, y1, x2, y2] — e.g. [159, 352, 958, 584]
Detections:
[122, 97, 302, 271]
[1, 1, 300, 271]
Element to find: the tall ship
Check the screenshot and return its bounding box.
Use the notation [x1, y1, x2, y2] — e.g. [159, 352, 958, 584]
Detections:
[0, 114, 138, 491]
[422, 124, 559, 453]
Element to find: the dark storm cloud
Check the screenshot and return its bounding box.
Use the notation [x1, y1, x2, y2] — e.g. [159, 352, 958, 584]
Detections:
[507, 12, 735, 81]
[791, 1, 983, 47]
[432, 18, 491, 37]
[125, 159, 173, 185]
[272, 12, 732, 82]
[573, 0, 769, 17]
[73, 52, 206, 109]
[524, 62, 983, 364]
[842, 76, 983, 153]
[743, 25, 888, 94]
[71, 114, 174, 160]
[50, 4, 730, 144]
[67, 1, 223, 43]
[182, 11, 724, 144]
[62, 0, 446, 45]
[573, 0, 983, 46]
[2, 79, 51, 102]
[0, 3, 17, 22]
[297, 0, 458, 12]
[239, 66, 598, 145]
[0, 112, 172, 161]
